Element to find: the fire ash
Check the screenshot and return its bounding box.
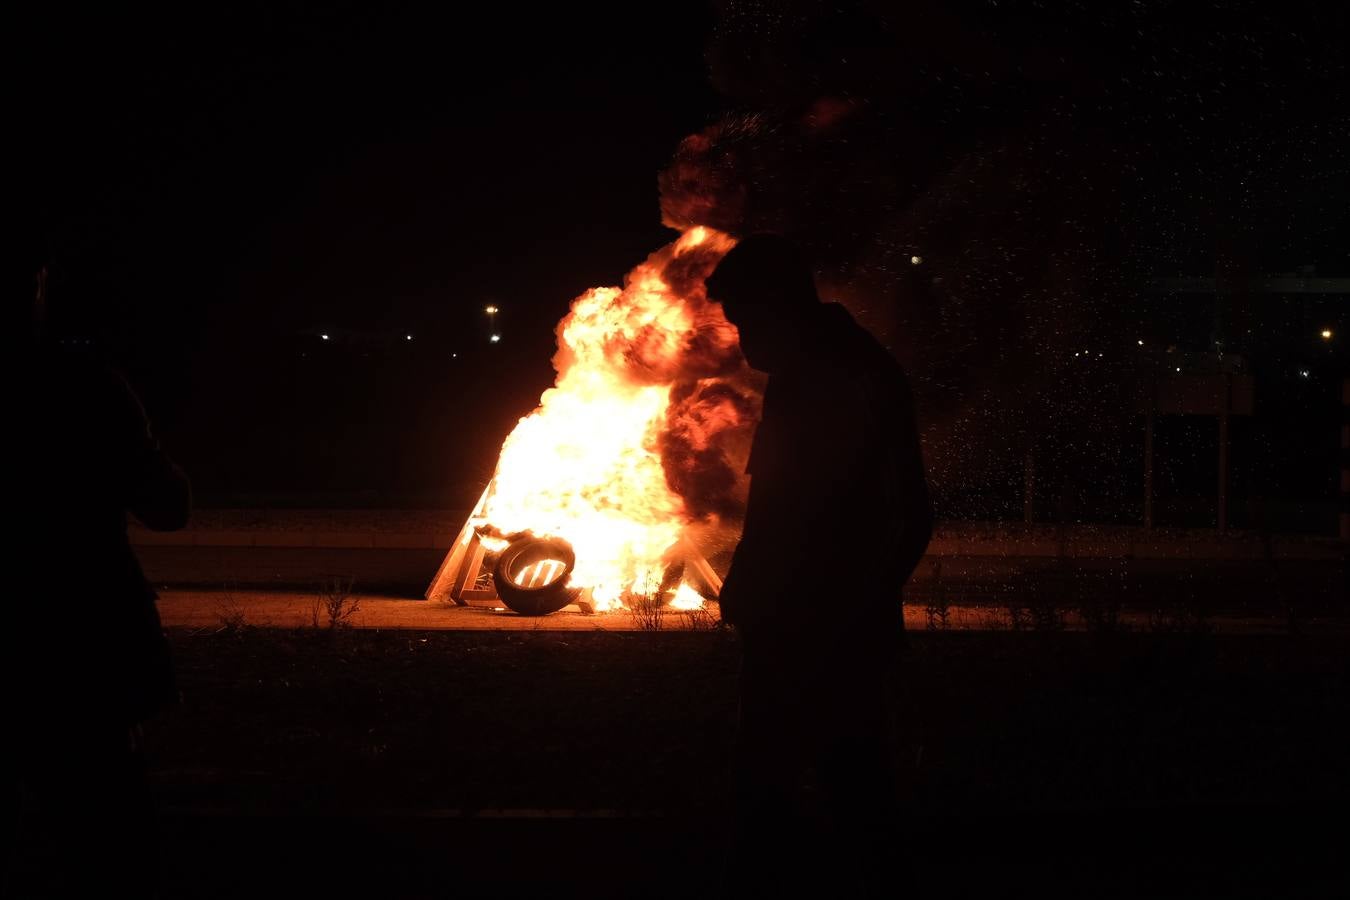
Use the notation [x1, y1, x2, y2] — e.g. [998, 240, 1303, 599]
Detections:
[472, 226, 758, 611]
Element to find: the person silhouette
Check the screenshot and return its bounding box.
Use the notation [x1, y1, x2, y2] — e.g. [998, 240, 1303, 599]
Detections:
[5, 233, 191, 895]
[707, 234, 932, 895]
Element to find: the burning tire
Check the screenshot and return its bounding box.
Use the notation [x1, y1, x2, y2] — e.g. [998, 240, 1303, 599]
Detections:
[493, 536, 579, 616]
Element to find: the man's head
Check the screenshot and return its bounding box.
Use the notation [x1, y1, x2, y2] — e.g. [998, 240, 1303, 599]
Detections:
[705, 233, 819, 373]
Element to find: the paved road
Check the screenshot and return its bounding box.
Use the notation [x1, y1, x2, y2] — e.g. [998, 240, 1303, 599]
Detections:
[139, 542, 1348, 619]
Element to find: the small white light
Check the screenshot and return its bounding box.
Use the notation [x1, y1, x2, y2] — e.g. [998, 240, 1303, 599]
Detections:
[1299, 369, 1311, 378]
[485, 305, 499, 315]
[1175, 367, 1181, 372]
[1137, 339, 1144, 346]
[321, 333, 330, 341]
[452, 353, 458, 358]
[405, 334, 413, 341]
[490, 334, 501, 343]
[1321, 328, 1333, 340]
[910, 255, 923, 266]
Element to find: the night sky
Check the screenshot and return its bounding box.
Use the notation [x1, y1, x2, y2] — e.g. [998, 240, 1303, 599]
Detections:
[14, 1, 1349, 517]
[16, 4, 717, 502]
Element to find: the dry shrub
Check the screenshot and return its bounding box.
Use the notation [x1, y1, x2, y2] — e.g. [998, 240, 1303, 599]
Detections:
[312, 576, 361, 630]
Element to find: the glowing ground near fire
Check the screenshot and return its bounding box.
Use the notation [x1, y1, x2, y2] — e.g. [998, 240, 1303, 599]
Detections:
[461, 226, 757, 612]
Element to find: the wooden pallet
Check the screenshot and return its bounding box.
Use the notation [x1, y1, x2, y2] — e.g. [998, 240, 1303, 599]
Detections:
[424, 484, 723, 606]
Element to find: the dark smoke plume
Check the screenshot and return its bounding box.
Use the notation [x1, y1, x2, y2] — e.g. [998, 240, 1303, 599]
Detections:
[555, 230, 762, 524]
[659, 0, 1346, 517]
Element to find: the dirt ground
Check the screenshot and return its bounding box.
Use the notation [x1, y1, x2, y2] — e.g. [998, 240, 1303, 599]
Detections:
[123, 626, 1350, 897]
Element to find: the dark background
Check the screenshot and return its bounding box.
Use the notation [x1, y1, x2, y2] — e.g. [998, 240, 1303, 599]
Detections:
[13, 1, 1349, 524]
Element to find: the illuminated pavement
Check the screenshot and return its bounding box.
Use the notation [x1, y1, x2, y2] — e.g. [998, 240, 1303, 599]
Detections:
[157, 589, 717, 631]
[155, 589, 1346, 633]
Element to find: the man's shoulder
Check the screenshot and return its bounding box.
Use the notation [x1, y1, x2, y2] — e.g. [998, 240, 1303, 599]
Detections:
[29, 344, 147, 427]
[815, 306, 907, 385]
[31, 342, 124, 384]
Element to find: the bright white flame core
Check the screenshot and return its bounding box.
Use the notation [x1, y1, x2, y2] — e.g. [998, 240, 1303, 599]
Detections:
[668, 583, 706, 611]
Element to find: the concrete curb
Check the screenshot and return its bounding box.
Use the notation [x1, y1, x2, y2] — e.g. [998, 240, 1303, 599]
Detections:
[132, 529, 1346, 561]
[132, 530, 457, 550]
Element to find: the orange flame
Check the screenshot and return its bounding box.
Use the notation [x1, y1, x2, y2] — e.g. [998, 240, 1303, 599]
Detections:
[475, 227, 739, 611]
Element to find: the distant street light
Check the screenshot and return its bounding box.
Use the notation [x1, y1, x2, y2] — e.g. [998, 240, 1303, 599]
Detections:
[321, 333, 330, 341]
[485, 304, 500, 343]
[1321, 328, 1333, 340]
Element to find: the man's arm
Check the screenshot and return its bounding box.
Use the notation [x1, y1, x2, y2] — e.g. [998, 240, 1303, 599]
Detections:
[105, 370, 192, 531]
[880, 367, 932, 583]
[717, 381, 813, 626]
[130, 446, 192, 532]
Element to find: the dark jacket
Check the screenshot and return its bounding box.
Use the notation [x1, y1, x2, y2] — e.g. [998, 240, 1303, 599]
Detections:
[720, 303, 932, 629]
[10, 346, 190, 729]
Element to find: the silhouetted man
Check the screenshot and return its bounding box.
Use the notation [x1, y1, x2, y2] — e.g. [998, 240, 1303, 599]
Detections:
[707, 234, 932, 895]
[5, 235, 191, 895]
